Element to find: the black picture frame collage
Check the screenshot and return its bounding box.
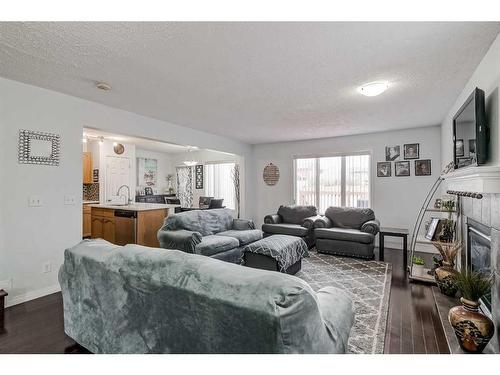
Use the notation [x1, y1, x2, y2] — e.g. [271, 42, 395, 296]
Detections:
[377, 143, 431, 177]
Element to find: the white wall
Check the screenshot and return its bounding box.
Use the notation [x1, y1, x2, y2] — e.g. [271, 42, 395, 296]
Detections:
[0, 76, 253, 307]
[135, 148, 175, 194]
[441, 34, 500, 168]
[252, 126, 442, 247]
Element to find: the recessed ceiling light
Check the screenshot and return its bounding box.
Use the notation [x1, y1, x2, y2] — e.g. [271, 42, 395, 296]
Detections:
[96, 82, 112, 91]
[357, 81, 389, 97]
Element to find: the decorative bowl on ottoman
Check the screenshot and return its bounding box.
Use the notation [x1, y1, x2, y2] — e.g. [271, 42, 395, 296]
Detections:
[242, 234, 309, 275]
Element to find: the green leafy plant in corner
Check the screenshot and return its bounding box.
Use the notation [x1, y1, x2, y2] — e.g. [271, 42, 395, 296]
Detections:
[412, 256, 425, 266]
[452, 268, 493, 302]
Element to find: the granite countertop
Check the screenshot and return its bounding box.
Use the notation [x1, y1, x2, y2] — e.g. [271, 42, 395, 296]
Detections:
[89, 203, 180, 212]
[83, 200, 100, 205]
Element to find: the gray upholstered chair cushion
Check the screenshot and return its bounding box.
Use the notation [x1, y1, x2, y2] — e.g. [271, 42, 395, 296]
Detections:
[216, 229, 263, 246]
[277, 205, 318, 225]
[315, 228, 374, 244]
[232, 219, 256, 230]
[264, 214, 282, 224]
[195, 235, 239, 256]
[163, 208, 233, 235]
[313, 216, 333, 229]
[324, 207, 375, 230]
[262, 223, 309, 237]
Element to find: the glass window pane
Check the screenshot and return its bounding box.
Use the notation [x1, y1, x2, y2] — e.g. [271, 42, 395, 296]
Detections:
[295, 158, 316, 206]
[205, 163, 236, 209]
[345, 154, 370, 208]
[319, 157, 342, 213]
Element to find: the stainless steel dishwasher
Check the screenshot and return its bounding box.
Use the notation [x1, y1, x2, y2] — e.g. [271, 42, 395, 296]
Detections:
[114, 210, 137, 245]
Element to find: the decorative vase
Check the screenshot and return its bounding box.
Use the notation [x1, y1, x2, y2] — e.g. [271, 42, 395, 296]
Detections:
[448, 297, 494, 353]
[413, 264, 424, 277]
[434, 261, 458, 297]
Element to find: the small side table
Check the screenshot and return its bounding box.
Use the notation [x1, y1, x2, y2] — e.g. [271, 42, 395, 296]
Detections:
[379, 227, 409, 272]
[0, 289, 7, 329]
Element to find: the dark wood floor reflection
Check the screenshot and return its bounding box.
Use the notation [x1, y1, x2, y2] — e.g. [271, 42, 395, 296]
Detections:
[0, 248, 448, 354]
[383, 248, 449, 353]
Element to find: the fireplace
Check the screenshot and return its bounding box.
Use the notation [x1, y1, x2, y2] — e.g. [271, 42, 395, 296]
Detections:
[466, 218, 492, 317]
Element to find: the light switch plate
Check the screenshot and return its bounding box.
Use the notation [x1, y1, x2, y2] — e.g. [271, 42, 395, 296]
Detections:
[28, 195, 43, 207]
[64, 195, 76, 205]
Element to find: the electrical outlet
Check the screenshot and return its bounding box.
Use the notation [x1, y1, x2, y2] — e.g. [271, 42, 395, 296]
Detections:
[28, 195, 43, 207]
[64, 195, 76, 205]
[43, 261, 52, 274]
[0, 279, 13, 292]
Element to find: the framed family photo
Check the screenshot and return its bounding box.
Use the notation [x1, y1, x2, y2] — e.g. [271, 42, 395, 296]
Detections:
[385, 145, 400, 161]
[403, 143, 419, 159]
[395, 161, 410, 176]
[415, 159, 431, 176]
[377, 162, 391, 177]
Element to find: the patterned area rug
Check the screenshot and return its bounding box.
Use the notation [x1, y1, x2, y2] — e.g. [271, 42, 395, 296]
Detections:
[295, 250, 392, 354]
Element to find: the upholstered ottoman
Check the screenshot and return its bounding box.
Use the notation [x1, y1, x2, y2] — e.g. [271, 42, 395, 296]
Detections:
[242, 234, 309, 275]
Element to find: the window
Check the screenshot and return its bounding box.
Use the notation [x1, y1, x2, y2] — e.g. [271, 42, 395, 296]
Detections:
[294, 153, 370, 212]
[205, 162, 236, 210]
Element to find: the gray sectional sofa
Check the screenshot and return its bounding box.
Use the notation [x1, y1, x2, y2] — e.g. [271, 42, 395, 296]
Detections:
[314, 207, 380, 259]
[157, 209, 262, 263]
[59, 239, 355, 353]
[262, 205, 321, 248]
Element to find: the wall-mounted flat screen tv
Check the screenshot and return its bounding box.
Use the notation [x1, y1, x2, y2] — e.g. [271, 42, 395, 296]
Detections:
[453, 87, 488, 169]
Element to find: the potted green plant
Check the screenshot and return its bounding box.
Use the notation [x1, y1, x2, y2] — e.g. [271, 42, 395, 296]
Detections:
[449, 269, 494, 353]
[412, 256, 425, 277]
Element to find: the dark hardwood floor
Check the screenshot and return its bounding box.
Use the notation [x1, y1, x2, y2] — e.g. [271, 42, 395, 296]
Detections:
[0, 248, 449, 354]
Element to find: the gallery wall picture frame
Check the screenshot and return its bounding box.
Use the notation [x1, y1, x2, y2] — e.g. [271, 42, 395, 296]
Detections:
[403, 143, 419, 159]
[395, 161, 410, 177]
[415, 159, 432, 176]
[385, 145, 400, 161]
[377, 162, 391, 177]
[18, 129, 60, 166]
[195, 164, 204, 189]
[137, 157, 157, 187]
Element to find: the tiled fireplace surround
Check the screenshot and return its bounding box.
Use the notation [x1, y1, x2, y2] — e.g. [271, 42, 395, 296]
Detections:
[460, 193, 500, 352]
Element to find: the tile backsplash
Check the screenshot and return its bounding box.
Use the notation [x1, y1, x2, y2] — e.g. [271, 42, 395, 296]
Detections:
[83, 183, 99, 201]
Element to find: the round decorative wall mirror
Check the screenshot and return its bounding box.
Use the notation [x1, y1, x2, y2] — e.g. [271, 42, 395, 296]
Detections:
[113, 143, 125, 155]
[263, 163, 280, 186]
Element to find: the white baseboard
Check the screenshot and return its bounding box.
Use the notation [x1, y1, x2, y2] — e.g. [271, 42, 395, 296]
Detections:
[5, 284, 61, 308]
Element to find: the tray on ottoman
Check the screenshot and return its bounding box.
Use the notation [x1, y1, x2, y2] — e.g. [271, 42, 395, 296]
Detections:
[242, 234, 309, 275]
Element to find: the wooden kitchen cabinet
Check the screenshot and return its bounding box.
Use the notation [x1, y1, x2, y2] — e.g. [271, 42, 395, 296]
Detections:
[83, 204, 92, 237]
[83, 152, 93, 184]
[91, 208, 115, 243]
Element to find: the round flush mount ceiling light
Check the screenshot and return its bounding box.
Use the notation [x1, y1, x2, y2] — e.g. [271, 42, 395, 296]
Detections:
[357, 81, 390, 97]
[96, 81, 112, 91]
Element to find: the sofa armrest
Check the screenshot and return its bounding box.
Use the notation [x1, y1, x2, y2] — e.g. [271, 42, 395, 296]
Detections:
[313, 216, 332, 229]
[264, 214, 282, 224]
[361, 219, 380, 235]
[157, 229, 202, 253]
[316, 286, 355, 353]
[232, 219, 256, 230]
[302, 215, 324, 230]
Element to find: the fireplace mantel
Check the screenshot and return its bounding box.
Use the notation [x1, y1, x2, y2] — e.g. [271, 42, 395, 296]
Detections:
[443, 165, 500, 194]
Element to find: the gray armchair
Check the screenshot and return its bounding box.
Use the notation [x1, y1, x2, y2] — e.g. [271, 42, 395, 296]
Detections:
[262, 205, 321, 248]
[314, 207, 380, 259]
[157, 209, 263, 263]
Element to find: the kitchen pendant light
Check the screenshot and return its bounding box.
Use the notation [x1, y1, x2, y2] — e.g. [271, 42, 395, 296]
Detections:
[183, 147, 197, 166]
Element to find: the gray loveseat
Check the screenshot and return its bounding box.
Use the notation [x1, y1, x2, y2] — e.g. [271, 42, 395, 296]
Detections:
[314, 207, 380, 259]
[262, 205, 321, 248]
[157, 209, 262, 263]
[59, 239, 355, 353]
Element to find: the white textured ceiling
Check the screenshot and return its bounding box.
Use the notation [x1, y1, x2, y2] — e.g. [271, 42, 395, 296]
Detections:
[1, 22, 499, 144]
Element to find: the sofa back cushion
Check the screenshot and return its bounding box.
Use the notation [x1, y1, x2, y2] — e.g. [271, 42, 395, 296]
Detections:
[164, 208, 233, 235]
[59, 239, 336, 353]
[277, 205, 317, 224]
[324, 207, 375, 230]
